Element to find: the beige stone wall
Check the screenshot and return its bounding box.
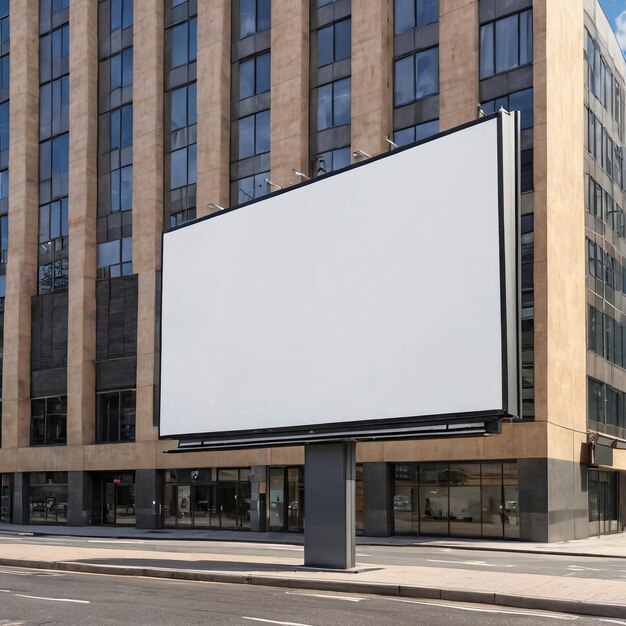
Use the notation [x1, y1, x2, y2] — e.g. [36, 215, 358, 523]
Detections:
[439, 0, 479, 130]
[67, 0, 98, 448]
[270, 0, 309, 187]
[196, 0, 231, 215]
[1, 1, 39, 457]
[351, 0, 392, 157]
[533, 0, 587, 458]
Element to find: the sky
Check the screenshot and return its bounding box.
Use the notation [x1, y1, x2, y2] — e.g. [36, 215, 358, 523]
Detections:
[599, 0, 626, 55]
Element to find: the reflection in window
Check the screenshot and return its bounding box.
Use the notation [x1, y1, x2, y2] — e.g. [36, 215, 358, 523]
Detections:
[170, 144, 197, 189]
[481, 88, 533, 130]
[317, 19, 351, 68]
[317, 78, 351, 131]
[480, 10, 532, 79]
[238, 110, 270, 159]
[239, 52, 271, 99]
[393, 47, 438, 106]
[240, 0, 270, 40]
[393, 119, 439, 147]
[234, 172, 269, 205]
[313, 147, 350, 176]
[394, 0, 438, 34]
[97, 236, 132, 279]
[171, 17, 197, 68]
[110, 0, 133, 35]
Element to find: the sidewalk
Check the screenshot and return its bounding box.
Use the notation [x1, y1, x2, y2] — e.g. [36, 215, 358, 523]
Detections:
[1, 524, 626, 618]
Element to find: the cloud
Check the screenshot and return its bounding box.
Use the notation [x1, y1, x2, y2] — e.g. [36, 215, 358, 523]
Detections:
[616, 10, 626, 53]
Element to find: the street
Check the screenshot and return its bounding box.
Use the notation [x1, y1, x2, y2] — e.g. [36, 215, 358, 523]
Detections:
[0, 567, 620, 626]
[3, 533, 626, 582]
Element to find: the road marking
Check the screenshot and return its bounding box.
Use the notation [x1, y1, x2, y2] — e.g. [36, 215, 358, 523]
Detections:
[599, 620, 626, 625]
[242, 618, 312, 626]
[87, 539, 145, 544]
[14, 594, 89, 604]
[389, 599, 577, 620]
[261, 546, 303, 552]
[286, 592, 363, 602]
[0, 589, 11, 592]
[0, 570, 31, 576]
[566, 565, 601, 572]
[426, 559, 512, 568]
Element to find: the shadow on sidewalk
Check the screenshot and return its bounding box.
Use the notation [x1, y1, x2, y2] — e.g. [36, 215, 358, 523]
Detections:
[70, 557, 320, 573]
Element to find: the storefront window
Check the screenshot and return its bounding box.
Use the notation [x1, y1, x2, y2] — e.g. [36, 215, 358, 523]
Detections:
[589, 470, 619, 535]
[355, 464, 363, 536]
[29, 471, 68, 524]
[164, 468, 250, 529]
[395, 461, 520, 538]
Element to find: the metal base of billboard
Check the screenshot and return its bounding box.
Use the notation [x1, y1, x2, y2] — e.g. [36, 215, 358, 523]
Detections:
[304, 440, 356, 570]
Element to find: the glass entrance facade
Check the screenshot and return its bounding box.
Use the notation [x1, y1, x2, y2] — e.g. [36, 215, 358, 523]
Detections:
[268, 466, 304, 532]
[91, 472, 135, 525]
[164, 468, 251, 529]
[29, 472, 68, 524]
[589, 470, 619, 535]
[393, 462, 519, 538]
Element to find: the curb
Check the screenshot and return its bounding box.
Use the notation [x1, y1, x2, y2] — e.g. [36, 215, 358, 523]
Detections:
[1, 557, 625, 619]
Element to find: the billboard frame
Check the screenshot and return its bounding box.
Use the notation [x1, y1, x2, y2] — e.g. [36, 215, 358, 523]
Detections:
[158, 111, 521, 450]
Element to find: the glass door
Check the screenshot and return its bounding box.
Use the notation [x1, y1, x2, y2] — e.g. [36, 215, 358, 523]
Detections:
[268, 467, 285, 530]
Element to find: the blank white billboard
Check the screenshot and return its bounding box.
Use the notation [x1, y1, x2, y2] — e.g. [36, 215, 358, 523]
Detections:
[160, 113, 519, 442]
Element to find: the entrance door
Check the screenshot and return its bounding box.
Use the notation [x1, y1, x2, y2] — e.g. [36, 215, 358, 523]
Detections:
[101, 474, 136, 525]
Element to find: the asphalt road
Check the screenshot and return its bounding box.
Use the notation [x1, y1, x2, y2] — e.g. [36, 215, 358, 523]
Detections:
[2, 533, 626, 582]
[0, 567, 620, 626]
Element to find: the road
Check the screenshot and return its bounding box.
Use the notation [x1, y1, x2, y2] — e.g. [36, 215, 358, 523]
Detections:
[0, 566, 621, 625]
[3, 533, 626, 582]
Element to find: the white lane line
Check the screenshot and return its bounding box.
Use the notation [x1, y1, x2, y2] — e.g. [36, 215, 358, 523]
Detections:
[0, 570, 31, 576]
[87, 539, 145, 544]
[286, 592, 363, 602]
[599, 620, 626, 625]
[566, 565, 602, 572]
[13, 594, 89, 604]
[388, 599, 578, 620]
[0, 589, 11, 592]
[260, 546, 303, 552]
[242, 618, 312, 626]
[426, 559, 512, 568]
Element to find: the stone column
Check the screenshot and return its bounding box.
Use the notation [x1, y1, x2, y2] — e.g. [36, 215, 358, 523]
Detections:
[11, 473, 30, 525]
[67, 470, 92, 526]
[270, 0, 309, 187]
[351, 0, 392, 158]
[133, 0, 163, 447]
[439, 0, 479, 131]
[2, 1, 39, 453]
[135, 468, 162, 529]
[67, 0, 98, 447]
[196, 0, 230, 215]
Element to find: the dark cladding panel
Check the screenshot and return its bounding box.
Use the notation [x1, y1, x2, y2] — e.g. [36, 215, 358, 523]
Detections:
[31, 291, 68, 372]
[96, 356, 136, 392]
[31, 367, 67, 397]
[96, 275, 138, 362]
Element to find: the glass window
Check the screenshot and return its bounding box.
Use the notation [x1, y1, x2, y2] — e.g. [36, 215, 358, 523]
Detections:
[314, 147, 350, 176]
[395, 0, 438, 34]
[482, 88, 533, 130]
[394, 48, 438, 106]
[240, 0, 270, 39]
[317, 78, 350, 131]
[171, 17, 197, 68]
[234, 171, 270, 204]
[97, 389, 136, 443]
[30, 396, 67, 446]
[238, 110, 270, 159]
[588, 377, 604, 423]
[480, 10, 532, 79]
[317, 19, 351, 68]
[239, 52, 270, 100]
[393, 119, 439, 147]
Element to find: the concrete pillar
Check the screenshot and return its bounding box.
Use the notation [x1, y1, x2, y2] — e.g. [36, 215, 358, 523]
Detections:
[270, 0, 309, 186]
[67, 471, 92, 526]
[249, 465, 267, 532]
[438, 0, 479, 131]
[196, 0, 230, 215]
[2, 0, 39, 452]
[351, 0, 392, 158]
[133, 0, 163, 445]
[363, 462, 393, 537]
[304, 442, 355, 569]
[12, 473, 30, 524]
[135, 468, 162, 529]
[67, 0, 98, 447]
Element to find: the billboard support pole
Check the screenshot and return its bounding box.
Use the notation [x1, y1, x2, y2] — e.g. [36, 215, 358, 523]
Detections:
[304, 440, 356, 569]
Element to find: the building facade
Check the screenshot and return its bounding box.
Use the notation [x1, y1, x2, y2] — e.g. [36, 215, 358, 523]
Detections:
[0, 0, 622, 542]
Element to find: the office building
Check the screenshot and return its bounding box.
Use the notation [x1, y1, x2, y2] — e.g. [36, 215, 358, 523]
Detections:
[0, 0, 622, 542]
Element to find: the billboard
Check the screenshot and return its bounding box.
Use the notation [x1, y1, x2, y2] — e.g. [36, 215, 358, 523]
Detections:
[160, 112, 519, 447]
